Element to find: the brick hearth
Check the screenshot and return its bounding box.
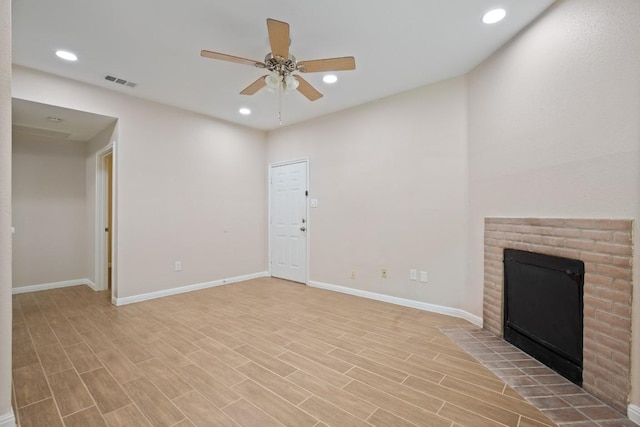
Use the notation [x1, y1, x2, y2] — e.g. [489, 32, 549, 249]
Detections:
[483, 218, 633, 412]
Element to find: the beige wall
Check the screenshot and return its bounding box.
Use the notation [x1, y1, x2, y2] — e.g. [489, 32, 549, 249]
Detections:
[12, 66, 268, 298]
[267, 77, 469, 308]
[467, 0, 640, 407]
[12, 134, 88, 287]
[0, 0, 11, 421]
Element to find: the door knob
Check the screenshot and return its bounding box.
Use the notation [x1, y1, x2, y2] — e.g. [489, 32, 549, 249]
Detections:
[300, 227, 306, 232]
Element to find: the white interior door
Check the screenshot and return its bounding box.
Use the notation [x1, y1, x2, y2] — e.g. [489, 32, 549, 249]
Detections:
[270, 161, 307, 283]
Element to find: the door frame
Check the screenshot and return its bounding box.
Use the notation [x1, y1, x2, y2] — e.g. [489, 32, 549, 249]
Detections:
[268, 158, 310, 284]
[95, 142, 117, 297]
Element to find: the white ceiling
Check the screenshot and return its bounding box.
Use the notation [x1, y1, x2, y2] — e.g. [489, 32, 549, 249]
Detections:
[12, 99, 117, 142]
[12, 0, 555, 131]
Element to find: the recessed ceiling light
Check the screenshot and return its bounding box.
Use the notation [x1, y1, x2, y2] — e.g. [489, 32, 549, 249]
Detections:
[482, 8, 506, 24]
[323, 75, 338, 84]
[55, 50, 78, 61]
[239, 107, 251, 115]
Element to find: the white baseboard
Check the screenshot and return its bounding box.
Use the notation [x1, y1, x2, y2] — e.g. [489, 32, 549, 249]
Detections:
[629, 404, 640, 425]
[12, 278, 96, 295]
[113, 271, 269, 306]
[0, 409, 16, 427]
[307, 281, 483, 327]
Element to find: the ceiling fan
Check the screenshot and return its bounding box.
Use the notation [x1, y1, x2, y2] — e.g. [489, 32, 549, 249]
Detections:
[200, 18, 356, 102]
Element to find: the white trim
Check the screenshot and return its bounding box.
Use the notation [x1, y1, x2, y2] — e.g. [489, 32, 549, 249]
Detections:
[308, 280, 483, 327]
[112, 271, 269, 306]
[12, 278, 97, 294]
[268, 158, 310, 284]
[628, 404, 640, 425]
[0, 409, 15, 427]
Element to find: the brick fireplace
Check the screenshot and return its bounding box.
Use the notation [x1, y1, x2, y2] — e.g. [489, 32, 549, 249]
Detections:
[483, 218, 633, 412]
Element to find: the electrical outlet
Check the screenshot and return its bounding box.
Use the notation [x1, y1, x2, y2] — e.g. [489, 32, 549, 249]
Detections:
[175, 261, 182, 272]
[410, 269, 417, 280]
[420, 271, 428, 283]
[381, 268, 388, 279]
[350, 270, 356, 279]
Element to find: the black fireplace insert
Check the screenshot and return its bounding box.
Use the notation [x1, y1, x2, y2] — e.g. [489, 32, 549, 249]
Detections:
[503, 249, 584, 385]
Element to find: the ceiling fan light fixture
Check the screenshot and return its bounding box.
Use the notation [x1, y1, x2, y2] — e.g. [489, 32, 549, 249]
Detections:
[284, 74, 299, 91]
[322, 74, 338, 84]
[482, 8, 506, 24]
[265, 71, 282, 89]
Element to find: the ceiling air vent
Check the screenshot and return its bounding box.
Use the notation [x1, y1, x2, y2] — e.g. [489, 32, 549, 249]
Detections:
[105, 75, 137, 88]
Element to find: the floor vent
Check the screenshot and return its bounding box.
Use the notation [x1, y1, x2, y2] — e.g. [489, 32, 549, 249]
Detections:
[105, 75, 137, 88]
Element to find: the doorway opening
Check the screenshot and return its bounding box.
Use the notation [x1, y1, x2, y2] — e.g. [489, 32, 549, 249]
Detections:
[96, 144, 115, 298]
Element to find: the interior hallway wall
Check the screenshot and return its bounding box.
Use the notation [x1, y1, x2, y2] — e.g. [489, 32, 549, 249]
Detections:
[12, 66, 268, 299]
[12, 134, 88, 287]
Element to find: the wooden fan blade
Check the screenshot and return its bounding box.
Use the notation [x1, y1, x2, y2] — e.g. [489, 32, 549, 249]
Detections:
[240, 76, 267, 95]
[295, 75, 323, 101]
[298, 56, 356, 73]
[267, 19, 289, 59]
[200, 50, 265, 68]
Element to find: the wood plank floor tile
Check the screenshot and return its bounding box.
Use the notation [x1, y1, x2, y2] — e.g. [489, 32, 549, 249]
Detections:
[63, 406, 108, 427]
[359, 348, 445, 383]
[438, 402, 504, 427]
[145, 339, 192, 369]
[299, 395, 371, 427]
[64, 342, 103, 373]
[13, 363, 51, 407]
[343, 380, 451, 427]
[18, 398, 63, 427]
[80, 367, 131, 414]
[439, 376, 551, 424]
[80, 329, 115, 354]
[137, 358, 193, 399]
[121, 377, 185, 427]
[286, 342, 353, 373]
[231, 379, 317, 427]
[286, 370, 377, 420]
[194, 338, 249, 368]
[237, 361, 310, 404]
[406, 375, 523, 425]
[178, 364, 239, 408]
[48, 369, 94, 416]
[12, 336, 40, 370]
[104, 404, 152, 427]
[221, 398, 284, 427]
[186, 350, 246, 387]
[367, 408, 418, 427]
[173, 390, 236, 427]
[235, 344, 296, 377]
[112, 337, 154, 363]
[156, 329, 199, 355]
[24, 313, 59, 348]
[277, 351, 352, 388]
[11, 279, 568, 427]
[97, 348, 143, 384]
[37, 343, 73, 375]
[330, 348, 409, 382]
[347, 367, 444, 414]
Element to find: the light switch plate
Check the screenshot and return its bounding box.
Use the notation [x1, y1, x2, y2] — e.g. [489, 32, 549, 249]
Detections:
[420, 271, 428, 283]
[310, 198, 318, 208]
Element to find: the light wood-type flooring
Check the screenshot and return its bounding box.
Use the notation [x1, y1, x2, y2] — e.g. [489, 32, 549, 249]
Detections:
[12, 277, 558, 427]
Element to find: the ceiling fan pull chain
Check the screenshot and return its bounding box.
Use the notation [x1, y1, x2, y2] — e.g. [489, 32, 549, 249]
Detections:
[279, 83, 283, 125]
